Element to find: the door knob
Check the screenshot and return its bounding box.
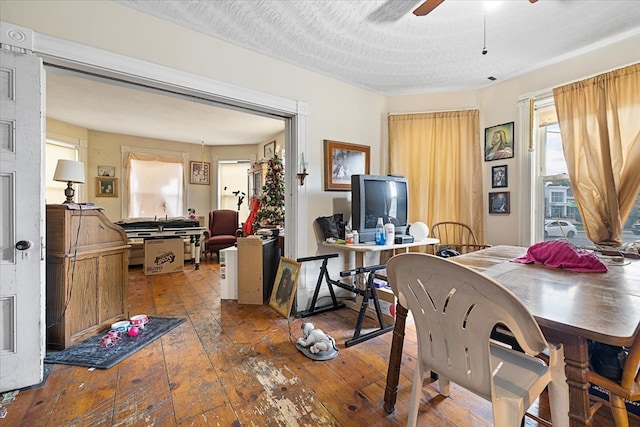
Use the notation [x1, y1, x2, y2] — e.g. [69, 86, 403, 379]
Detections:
[15, 240, 32, 250]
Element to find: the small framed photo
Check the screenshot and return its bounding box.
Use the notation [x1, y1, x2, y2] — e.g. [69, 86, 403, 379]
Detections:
[489, 191, 510, 214]
[323, 140, 370, 191]
[491, 165, 508, 188]
[190, 161, 210, 185]
[96, 177, 118, 197]
[485, 122, 514, 161]
[269, 257, 301, 318]
[264, 141, 276, 159]
[97, 165, 115, 177]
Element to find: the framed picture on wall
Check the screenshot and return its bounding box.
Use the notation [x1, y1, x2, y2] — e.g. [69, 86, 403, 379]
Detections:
[269, 257, 301, 318]
[264, 141, 276, 159]
[190, 161, 210, 185]
[97, 165, 115, 177]
[323, 140, 370, 191]
[485, 122, 514, 161]
[491, 165, 508, 188]
[488, 191, 510, 214]
[96, 177, 118, 197]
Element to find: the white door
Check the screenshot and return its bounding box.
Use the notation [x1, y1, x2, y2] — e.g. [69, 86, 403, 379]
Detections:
[0, 43, 46, 391]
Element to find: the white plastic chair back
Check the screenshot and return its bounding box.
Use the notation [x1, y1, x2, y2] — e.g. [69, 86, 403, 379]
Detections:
[387, 253, 568, 427]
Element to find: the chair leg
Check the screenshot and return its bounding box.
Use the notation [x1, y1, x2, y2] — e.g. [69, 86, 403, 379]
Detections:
[547, 343, 569, 427]
[407, 361, 425, 427]
[609, 395, 629, 427]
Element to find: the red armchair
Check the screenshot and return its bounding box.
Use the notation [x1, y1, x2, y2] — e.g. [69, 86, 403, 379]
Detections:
[203, 209, 241, 260]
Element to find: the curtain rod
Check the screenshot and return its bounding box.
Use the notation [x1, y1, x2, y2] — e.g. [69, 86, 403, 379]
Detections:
[388, 107, 478, 116]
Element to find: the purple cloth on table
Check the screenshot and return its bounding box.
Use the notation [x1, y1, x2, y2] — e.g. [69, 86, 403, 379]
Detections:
[512, 240, 608, 272]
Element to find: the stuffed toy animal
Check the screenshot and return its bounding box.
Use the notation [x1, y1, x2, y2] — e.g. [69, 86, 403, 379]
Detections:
[297, 322, 336, 354]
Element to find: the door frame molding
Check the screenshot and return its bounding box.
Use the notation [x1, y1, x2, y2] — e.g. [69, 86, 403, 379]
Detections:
[1, 21, 307, 259]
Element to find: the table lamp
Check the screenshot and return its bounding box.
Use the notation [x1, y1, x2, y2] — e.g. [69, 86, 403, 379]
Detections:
[53, 159, 85, 204]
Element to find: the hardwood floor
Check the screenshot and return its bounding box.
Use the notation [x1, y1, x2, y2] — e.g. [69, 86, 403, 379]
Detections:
[4, 260, 627, 426]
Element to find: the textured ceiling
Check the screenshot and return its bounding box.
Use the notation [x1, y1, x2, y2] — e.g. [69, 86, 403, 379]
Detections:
[117, 0, 640, 95]
[46, 70, 285, 145]
[45, 0, 640, 145]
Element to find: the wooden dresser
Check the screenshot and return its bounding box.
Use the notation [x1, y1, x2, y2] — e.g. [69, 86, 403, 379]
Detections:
[46, 204, 130, 350]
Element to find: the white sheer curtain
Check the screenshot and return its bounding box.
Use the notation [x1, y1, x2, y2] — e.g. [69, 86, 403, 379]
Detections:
[124, 152, 185, 218]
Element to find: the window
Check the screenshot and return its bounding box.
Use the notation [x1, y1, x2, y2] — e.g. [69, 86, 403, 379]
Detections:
[124, 151, 185, 218]
[45, 139, 83, 204]
[550, 191, 564, 204]
[531, 96, 639, 246]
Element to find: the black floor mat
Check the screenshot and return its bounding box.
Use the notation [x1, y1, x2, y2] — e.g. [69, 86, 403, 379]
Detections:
[44, 317, 186, 369]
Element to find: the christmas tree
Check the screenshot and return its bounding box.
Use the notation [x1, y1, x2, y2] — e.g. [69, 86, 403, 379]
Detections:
[252, 154, 285, 232]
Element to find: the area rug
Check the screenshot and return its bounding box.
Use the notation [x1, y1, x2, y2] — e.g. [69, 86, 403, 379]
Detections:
[44, 317, 186, 369]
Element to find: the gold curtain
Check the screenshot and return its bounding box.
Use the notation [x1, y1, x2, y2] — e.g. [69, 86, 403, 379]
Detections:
[388, 109, 484, 243]
[553, 63, 640, 246]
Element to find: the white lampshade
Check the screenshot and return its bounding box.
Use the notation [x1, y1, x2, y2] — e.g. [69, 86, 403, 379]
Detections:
[408, 221, 429, 241]
[53, 159, 85, 184]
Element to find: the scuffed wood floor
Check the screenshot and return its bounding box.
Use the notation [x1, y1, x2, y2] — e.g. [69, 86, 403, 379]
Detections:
[4, 260, 625, 426]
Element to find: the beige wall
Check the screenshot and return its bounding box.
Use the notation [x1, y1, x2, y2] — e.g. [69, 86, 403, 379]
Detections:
[388, 34, 640, 245]
[4, 0, 640, 253]
[47, 118, 260, 221]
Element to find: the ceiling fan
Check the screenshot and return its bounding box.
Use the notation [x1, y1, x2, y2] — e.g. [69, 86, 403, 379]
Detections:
[413, 0, 538, 16]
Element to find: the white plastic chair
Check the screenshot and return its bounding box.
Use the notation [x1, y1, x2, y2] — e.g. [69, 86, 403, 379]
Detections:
[386, 253, 569, 427]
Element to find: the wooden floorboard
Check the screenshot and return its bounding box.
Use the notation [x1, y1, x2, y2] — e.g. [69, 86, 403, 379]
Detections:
[2, 259, 629, 426]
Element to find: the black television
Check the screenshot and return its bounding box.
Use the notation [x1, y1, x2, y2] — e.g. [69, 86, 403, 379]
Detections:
[351, 174, 409, 243]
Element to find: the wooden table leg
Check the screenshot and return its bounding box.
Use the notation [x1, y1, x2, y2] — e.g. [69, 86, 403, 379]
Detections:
[384, 303, 408, 414]
[542, 328, 593, 427]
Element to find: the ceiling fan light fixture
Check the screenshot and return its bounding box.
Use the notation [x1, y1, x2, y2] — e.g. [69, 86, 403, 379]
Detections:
[413, 0, 445, 16]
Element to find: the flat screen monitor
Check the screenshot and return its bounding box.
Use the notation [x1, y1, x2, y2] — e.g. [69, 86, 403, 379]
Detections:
[351, 174, 409, 243]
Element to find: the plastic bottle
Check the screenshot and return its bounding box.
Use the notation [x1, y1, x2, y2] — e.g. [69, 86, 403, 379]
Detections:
[375, 218, 385, 245]
[352, 230, 359, 244]
[345, 227, 354, 245]
[384, 219, 395, 245]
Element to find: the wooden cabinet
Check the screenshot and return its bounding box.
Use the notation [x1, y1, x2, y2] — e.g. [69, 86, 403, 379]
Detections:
[248, 161, 268, 199]
[46, 204, 130, 350]
[237, 237, 280, 304]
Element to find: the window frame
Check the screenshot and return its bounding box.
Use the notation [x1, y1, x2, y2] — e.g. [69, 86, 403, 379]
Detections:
[45, 136, 88, 204]
[121, 146, 189, 219]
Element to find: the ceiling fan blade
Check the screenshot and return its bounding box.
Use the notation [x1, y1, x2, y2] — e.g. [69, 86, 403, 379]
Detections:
[529, 0, 539, 2]
[413, 0, 445, 16]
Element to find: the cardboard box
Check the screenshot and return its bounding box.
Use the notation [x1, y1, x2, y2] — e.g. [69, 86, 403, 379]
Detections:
[144, 238, 184, 275]
[345, 285, 396, 326]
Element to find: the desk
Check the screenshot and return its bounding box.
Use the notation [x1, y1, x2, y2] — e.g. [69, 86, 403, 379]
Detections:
[322, 238, 440, 267]
[305, 239, 439, 346]
[122, 227, 206, 269]
[383, 245, 640, 427]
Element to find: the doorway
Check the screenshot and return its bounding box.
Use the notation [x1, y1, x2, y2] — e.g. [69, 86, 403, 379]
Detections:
[38, 37, 306, 259]
[218, 160, 251, 221]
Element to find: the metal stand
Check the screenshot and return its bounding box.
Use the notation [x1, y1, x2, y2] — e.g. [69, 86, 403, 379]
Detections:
[295, 254, 393, 347]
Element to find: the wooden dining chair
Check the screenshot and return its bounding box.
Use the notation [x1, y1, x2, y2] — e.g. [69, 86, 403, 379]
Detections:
[386, 252, 569, 427]
[588, 334, 640, 427]
[429, 221, 491, 255]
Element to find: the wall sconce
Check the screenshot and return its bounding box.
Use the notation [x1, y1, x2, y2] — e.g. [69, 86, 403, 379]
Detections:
[53, 159, 85, 203]
[297, 153, 308, 186]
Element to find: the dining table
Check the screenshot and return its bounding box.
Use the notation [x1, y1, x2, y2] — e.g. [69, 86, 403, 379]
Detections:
[382, 245, 640, 427]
